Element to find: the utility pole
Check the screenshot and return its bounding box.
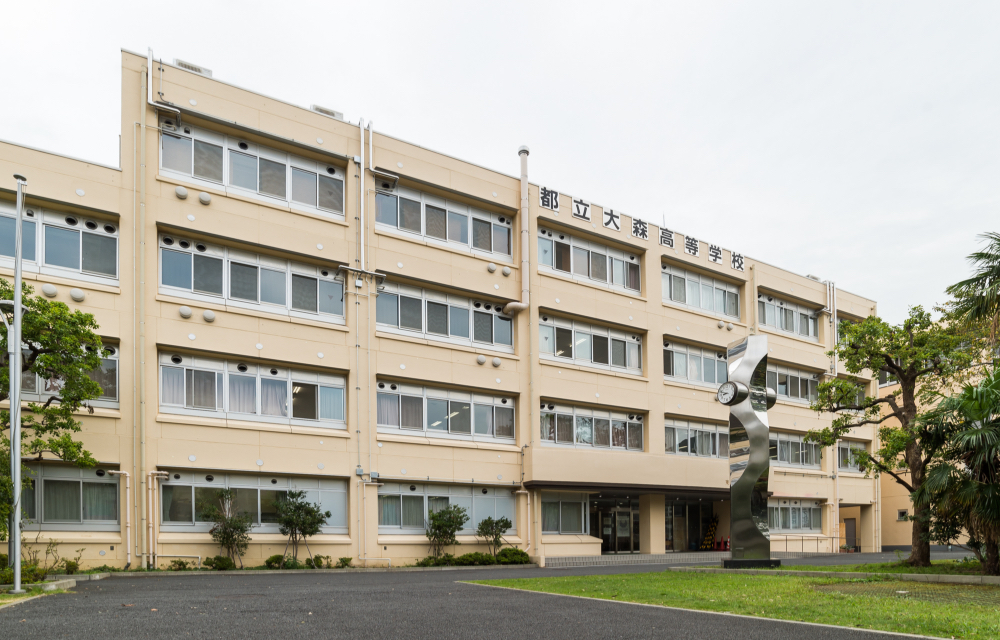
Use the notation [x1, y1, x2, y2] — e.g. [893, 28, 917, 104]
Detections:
[8, 174, 27, 593]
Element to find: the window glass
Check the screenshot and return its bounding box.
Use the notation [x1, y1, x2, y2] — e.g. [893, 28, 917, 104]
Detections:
[185, 369, 217, 410]
[612, 259, 624, 286]
[193, 140, 224, 182]
[555, 242, 571, 271]
[538, 237, 553, 266]
[161, 367, 184, 405]
[81, 483, 117, 521]
[575, 332, 592, 361]
[399, 198, 422, 233]
[472, 218, 492, 251]
[611, 339, 626, 367]
[426, 205, 447, 240]
[594, 418, 610, 447]
[162, 134, 192, 174]
[82, 234, 117, 277]
[44, 226, 79, 269]
[0, 217, 36, 261]
[572, 247, 589, 277]
[449, 307, 469, 338]
[555, 327, 573, 358]
[292, 382, 318, 420]
[260, 269, 286, 306]
[230, 263, 259, 302]
[378, 495, 401, 526]
[376, 293, 398, 325]
[494, 316, 512, 346]
[261, 378, 288, 417]
[495, 407, 514, 438]
[427, 302, 449, 335]
[473, 311, 493, 343]
[291, 168, 318, 207]
[400, 396, 423, 430]
[560, 502, 583, 533]
[539, 324, 554, 353]
[292, 275, 318, 313]
[90, 358, 118, 400]
[161, 249, 192, 289]
[542, 502, 560, 531]
[319, 386, 345, 421]
[229, 374, 256, 413]
[591, 254, 608, 281]
[318, 280, 343, 315]
[193, 255, 223, 295]
[427, 398, 449, 431]
[450, 401, 471, 434]
[318, 175, 344, 213]
[229, 151, 257, 190]
[492, 225, 510, 255]
[399, 296, 423, 331]
[258, 158, 287, 198]
[162, 485, 193, 523]
[556, 414, 574, 443]
[43, 480, 80, 521]
[376, 193, 398, 226]
[377, 393, 400, 426]
[260, 490, 286, 523]
[627, 263, 640, 291]
[593, 335, 609, 365]
[474, 404, 493, 436]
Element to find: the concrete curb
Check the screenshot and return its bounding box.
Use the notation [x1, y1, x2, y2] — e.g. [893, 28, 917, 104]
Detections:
[106, 563, 539, 578]
[0, 578, 77, 591]
[0, 594, 48, 611]
[668, 566, 1000, 585]
[42, 573, 110, 582]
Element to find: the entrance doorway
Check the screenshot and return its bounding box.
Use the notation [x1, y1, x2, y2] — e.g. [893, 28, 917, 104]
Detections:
[843, 518, 857, 550]
[589, 497, 640, 554]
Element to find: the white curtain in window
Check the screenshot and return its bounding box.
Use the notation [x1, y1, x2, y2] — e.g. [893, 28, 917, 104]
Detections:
[261, 378, 288, 417]
[402, 495, 424, 527]
[82, 482, 117, 521]
[229, 375, 256, 413]
[377, 393, 399, 426]
[43, 480, 80, 521]
[161, 367, 184, 405]
[541, 502, 560, 532]
[320, 387, 344, 421]
[378, 495, 401, 526]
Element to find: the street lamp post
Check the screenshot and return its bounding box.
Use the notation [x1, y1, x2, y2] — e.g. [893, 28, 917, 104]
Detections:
[8, 174, 26, 593]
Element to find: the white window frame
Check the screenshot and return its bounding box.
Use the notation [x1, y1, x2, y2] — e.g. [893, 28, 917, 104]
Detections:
[19, 344, 119, 409]
[662, 341, 727, 388]
[838, 440, 867, 472]
[539, 403, 644, 451]
[539, 314, 642, 375]
[537, 227, 641, 294]
[758, 293, 819, 340]
[374, 185, 513, 260]
[540, 492, 589, 534]
[375, 281, 514, 353]
[769, 431, 822, 469]
[20, 464, 120, 532]
[157, 234, 346, 326]
[766, 364, 820, 403]
[0, 202, 120, 286]
[376, 482, 517, 534]
[374, 381, 515, 444]
[158, 470, 348, 534]
[768, 499, 823, 533]
[157, 353, 347, 430]
[660, 263, 740, 319]
[664, 420, 728, 458]
[157, 118, 346, 219]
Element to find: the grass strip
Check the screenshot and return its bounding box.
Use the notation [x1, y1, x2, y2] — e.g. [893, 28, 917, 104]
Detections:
[474, 571, 1000, 639]
[768, 559, 986, 576]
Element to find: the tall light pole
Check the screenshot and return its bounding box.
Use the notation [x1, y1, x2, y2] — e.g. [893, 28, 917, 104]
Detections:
[8, 173, 26, 593]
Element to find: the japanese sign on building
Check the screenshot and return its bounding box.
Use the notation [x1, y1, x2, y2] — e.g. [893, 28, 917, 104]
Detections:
[539, 187, 559, 212]
[572, 198, 591, 222]
[659, 227, 674, 248]
[631, 218, 649, 240]
[684, 235, 699, 257]
[731, 252, 745, 272]
[603, 208, 620, 231]
[708, 244, 723, 264]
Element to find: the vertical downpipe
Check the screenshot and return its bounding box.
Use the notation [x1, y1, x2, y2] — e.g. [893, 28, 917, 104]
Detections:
[139, 61, 149, 569]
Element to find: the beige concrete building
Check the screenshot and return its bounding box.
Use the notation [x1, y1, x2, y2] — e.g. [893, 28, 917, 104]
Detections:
[2, 50, 881, 569]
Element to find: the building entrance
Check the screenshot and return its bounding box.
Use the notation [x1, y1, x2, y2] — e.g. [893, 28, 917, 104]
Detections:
[590, 498, 640, 554]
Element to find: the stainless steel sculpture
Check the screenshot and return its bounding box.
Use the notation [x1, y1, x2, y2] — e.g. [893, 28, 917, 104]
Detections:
[717, 335, 777, 567]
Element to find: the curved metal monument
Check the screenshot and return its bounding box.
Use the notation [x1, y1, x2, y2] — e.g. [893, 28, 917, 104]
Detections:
[717, 335, 780, 568]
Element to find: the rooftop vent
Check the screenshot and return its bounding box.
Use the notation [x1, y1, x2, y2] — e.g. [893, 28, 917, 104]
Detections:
[805, 274, 822, 281]
[310, 105, 344, 121]
[173, 59, 212, 78]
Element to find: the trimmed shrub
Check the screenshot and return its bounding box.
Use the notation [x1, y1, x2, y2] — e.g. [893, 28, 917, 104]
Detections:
[204, 555, 236, 571]
[264, 554, 285, 569]
[168, 559, 190, 571]
[336, 557, 352, 569]
[497, 548, 531, 565]
[453, 552, 496, 566]
[64, 560, 80, 575]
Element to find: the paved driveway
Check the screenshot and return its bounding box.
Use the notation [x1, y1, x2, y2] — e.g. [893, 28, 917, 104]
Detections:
[2, 564, 933, 640]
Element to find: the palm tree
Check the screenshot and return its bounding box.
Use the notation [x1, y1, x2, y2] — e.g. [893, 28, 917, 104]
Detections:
[946, 232, 1000, 346]
[916, 367, 1000, 575]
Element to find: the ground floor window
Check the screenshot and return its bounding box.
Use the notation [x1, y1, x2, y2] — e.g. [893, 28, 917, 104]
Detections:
[377, 482, 516, 532]
[20, 465, 119, 527]
[541, 492, 588, 534]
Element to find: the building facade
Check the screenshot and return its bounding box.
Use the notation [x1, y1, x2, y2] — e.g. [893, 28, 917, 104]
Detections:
[1, 50, 880, 568]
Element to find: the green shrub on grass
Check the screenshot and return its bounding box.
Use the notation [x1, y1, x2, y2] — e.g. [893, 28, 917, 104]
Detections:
[497, 548, 531, 565]
[264, 554, 284, 569]
[336, 557, 352, 569]
[454, 552, 496, 566]
[203, 555, 236, 571]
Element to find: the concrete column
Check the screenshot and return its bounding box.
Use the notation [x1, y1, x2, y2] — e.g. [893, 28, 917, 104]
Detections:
[859, 504, 875, 553]
[639, 494, 665, 554]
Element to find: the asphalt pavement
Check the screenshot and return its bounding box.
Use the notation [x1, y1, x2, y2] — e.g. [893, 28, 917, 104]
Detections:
[0, 551, 965, 640]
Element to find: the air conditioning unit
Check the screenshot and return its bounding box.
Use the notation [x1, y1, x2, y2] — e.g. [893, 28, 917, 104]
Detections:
[173, 59, 212, 78]
[310, 104, 344, 121]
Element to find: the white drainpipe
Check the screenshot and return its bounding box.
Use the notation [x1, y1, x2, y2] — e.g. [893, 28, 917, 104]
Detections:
[108, 471, 131, 570]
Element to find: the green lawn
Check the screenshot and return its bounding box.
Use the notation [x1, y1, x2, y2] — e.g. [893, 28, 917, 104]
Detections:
[767, 559, 986, 575]
[474, 572, 1000, 639]
[0, 586, 62, 607]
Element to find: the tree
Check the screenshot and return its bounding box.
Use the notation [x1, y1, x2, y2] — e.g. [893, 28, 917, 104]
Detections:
[274, 490, 330, 564]
[475, 516, 512, 558]
[426, 504, 468, 557]
[1, 280, 106, 541]
[915, 367, 1000, 575]
[807, 306, 984, 567]
[201, 489, 253, 568]
[946, 232, 1000, 346]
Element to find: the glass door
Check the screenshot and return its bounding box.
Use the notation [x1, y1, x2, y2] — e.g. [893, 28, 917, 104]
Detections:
[615, 509, 632, 553]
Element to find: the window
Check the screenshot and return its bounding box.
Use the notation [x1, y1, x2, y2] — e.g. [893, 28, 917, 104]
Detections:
[758, 294, 818, 339]
[160, 472, 347, 532]
[20, 345, 119, 406]
[374, 185, 513, 258]
[541, 492, 588, 533]
[376, 282, 513, 351]
[661, 264, 739, 319]
[879, 368, 899, 387]
[664, 420, 729, 458]
[158, 119, 345, 217]
[768, 432, 821, 468]
[376, 381, 514, 442]
[0, 206, 119, 283]
[539, 404, 643, 451]
[377, 482, 515, 532]
[537, 228, 640, 293]
[158, 353, 346, 428]
[838, 441, 866, 472]
[897, 509, 908, 521]
[767, 500, 822, 532]
[765, 364, 819, 402]
[19, 465, 119, 529]
[539, 315, 642, 374]
[663, 341, 727, 386]
[158, 235, 345, 323]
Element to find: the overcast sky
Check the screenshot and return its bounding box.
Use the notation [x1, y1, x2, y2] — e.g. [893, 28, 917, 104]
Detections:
[2, 1, 997, 323]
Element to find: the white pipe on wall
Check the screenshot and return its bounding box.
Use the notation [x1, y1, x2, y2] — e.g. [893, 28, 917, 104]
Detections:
[108, 471, 131, 569]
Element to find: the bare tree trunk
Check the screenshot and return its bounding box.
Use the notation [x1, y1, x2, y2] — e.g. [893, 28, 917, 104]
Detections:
[983, 540, 1000, 576]
[905, 439, 932, 568]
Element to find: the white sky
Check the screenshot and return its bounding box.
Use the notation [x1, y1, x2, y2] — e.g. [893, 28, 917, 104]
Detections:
[2, 1, 997, 323]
